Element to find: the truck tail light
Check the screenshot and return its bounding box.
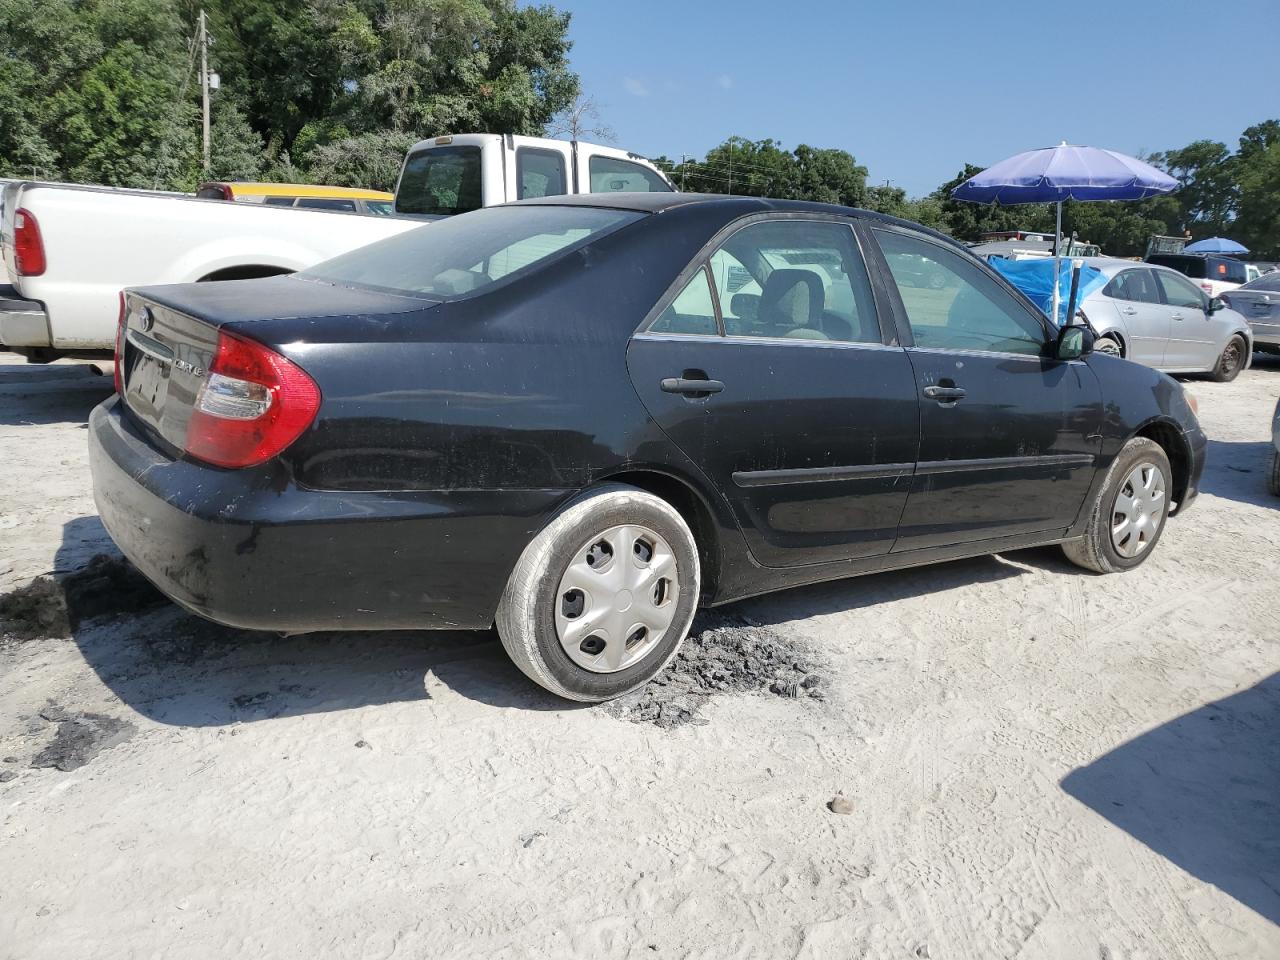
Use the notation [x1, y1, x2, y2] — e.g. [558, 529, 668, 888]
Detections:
[13, 208, 46, 276]
[184, 329, 320, 468]
[1200, 282, 1213, 295]
[113, 292, 126, 394]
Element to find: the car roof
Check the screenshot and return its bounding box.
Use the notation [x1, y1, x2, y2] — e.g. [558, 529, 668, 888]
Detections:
[510, 191, 959, 245]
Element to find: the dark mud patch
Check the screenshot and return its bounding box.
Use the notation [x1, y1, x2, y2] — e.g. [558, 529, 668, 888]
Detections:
[606, 612, 826, 728]
[30, 708, 136, 772]
[0, 554, 166, 640]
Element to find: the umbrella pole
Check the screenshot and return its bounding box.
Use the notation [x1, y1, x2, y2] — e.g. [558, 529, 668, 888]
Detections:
[1051, 200, 1063, 325]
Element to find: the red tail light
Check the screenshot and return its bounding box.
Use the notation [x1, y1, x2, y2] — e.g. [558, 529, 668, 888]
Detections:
[113, 292, 126, 394]
[14, 208, 46, 276]
[184, 329, 321, 468]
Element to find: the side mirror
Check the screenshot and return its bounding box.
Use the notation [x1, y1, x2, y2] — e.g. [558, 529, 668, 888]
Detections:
[1208, 296, 1226, 314]
[1055, 324, 1094, 361]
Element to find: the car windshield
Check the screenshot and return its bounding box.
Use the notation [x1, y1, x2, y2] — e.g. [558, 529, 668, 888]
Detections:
[1240, 272, 1280, 292]
[301, 205, 643, 298]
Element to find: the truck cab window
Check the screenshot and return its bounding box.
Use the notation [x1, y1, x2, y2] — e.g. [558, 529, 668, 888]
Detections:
[517, 148, 567, 200]
[588, 156, 672, 193]
[395, 145, 483, 216]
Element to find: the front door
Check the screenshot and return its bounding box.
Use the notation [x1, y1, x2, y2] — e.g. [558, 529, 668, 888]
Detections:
[1155, 269, 1216, 369]
[866, 226, 1104, 552]
[627, 217, 919, 567]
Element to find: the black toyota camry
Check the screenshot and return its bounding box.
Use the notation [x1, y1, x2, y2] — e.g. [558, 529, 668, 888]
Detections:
[90, 194, 1206, 702]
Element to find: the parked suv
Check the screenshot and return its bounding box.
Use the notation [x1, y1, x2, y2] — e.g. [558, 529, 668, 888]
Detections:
[1146, 253, 1248, 297]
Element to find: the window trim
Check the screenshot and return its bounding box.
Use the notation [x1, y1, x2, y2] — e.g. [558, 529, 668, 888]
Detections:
[515, 146, 568, 201]
[864, 223, 1057, 357]
[636, 212, 897, 346]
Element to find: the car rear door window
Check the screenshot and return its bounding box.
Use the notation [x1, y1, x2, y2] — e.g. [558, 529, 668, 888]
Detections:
[517, 148, 567, 200]
[1104, 269, 1161, 303]
[649, 269, 719, 336]
[873, 229, 1048, 356]
[1156, 270, 1206, 309]
[708, 220, 880, 343]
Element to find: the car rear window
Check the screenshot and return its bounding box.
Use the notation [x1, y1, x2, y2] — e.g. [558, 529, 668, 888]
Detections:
[395, 145, 483, 217]
[1241, 272, 1280, 292]
[301, 205, 643, 299]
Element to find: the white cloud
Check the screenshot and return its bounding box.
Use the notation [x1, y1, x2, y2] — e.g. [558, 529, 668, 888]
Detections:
[623, 76, 650, 97]
[716, 74, 734, 90]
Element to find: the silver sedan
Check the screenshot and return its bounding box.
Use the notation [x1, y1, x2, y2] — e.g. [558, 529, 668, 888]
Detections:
[1076, 258, 1254, 381]
[1221, 271, 1280, 356]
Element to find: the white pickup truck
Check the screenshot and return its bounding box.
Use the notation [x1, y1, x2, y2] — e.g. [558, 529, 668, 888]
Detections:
[0, 135, 672, 359]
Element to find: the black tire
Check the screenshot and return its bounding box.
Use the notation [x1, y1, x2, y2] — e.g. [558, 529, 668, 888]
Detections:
[1062, 437, 1172, 574]
[1269, 449, 1280, 498]
[1094, 336, 1123, 358]
[1210, 334, 1246, 382]
[495, 483, 700, 702]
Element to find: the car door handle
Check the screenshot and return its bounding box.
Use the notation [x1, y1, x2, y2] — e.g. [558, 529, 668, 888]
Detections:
[1121, 306, 1138, 315]
[923, 385, 966, 402]
[661, 376, 724, 396]
[1172, 313, 1185, 321]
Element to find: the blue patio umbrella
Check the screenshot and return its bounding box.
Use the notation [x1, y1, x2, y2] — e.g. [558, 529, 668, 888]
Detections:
[1184, 236, 1249, 254]
[953, 143, 1178, 320]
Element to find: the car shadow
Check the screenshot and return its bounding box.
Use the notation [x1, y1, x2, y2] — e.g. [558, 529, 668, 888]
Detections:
[0, 362, 114, 426]
[1061, 672, 1280, 925]
[1201, 439, 1277, 509]
[732, 552, 1028, 623]
[47, 518, 573, 727]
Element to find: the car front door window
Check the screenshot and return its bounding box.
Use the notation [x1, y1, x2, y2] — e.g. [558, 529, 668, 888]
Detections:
[873, 229, 1048, 356]
[1157, 271, 1206, 310]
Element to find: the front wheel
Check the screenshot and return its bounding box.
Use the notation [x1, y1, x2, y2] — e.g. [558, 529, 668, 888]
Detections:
[1210, 334, 1246, 382]
[1062, 437, 1172, 574]
[496, 484, 700, 702]
[1093, 335, 1123, 358]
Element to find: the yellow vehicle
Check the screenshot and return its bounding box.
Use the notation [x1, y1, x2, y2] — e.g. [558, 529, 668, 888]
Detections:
[195, 182, 395, 216]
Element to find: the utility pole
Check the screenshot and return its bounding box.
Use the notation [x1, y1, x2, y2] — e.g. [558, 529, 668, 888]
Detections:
[200, 9, 211, 173]
[680, 154, 687, 192]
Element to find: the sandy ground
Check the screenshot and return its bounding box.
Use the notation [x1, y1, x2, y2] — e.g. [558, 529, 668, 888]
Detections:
[1, 350, 1277, 960]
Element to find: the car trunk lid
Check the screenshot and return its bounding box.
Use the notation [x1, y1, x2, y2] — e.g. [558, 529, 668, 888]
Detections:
[118, 276, 436, 454]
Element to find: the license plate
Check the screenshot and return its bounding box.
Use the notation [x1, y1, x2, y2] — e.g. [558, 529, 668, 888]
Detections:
[126, 349, 171, 420]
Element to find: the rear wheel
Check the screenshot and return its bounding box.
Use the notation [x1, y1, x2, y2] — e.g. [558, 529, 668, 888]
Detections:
[1062, 437, 1172, 574]
[1093, 336, 1123, 358]
[1210, 335, 1246, 382]
[496, 484, 700, 702]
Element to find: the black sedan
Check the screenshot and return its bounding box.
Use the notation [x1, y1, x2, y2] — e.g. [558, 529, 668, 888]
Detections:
[90, 194, 1206, 702]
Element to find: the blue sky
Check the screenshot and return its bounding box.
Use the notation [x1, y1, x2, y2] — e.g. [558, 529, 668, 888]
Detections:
[565, 0, 1278, 196]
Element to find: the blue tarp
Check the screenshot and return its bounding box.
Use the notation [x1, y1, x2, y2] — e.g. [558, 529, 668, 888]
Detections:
[988, 257, 1106, 326]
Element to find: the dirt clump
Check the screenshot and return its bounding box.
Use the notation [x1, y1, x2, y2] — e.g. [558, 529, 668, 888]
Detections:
[0, 554, 165, 640]
[606, 613, 825, 728]
[30, 708, 136, 772]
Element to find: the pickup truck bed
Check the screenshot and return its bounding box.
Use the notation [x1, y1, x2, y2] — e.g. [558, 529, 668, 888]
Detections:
[1, 181, 417, 357]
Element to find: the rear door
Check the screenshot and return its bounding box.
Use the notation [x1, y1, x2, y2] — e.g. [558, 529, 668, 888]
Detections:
[1101, 268, 1170, 365]
[627, 215, 919, 567]
[867, 226, 1103, 551]
[1155, 269, 1215, 368]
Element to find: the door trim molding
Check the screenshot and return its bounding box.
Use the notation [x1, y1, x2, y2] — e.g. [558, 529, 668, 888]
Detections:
[733, 462, 914, 487]
[915, 453, 1095, 476]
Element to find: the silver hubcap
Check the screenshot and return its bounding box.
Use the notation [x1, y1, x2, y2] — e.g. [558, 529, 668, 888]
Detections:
[1098, 340, 1121, 356]
[1111, 462, 1166, 558]
[555, 524, 680, 673]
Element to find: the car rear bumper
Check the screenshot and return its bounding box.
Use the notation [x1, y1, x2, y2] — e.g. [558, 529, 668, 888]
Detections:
[88, 397, 569, 632]
[0, 284, 51, 347]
